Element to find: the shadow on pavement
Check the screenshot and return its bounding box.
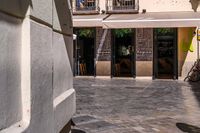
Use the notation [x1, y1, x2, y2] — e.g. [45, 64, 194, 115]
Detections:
[176, 123, 200, 133]
[71, 129, 86, 133]
[189, 82, 200, 106]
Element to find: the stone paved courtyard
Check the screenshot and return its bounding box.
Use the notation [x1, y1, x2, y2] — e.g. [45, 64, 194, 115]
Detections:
[72, 78, 200, 133]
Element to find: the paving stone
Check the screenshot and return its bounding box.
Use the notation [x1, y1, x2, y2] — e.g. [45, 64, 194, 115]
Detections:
[73, 78, 200, 133]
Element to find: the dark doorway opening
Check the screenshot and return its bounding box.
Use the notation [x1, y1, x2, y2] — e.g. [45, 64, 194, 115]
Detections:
[111, 29, 136, 77]
[153, 28, 178, 79]
[74, 28, 95, 76]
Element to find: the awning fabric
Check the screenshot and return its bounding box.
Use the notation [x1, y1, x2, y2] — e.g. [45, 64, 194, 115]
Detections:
[73, 15, 108, 27]
[103, 12, 200, 29]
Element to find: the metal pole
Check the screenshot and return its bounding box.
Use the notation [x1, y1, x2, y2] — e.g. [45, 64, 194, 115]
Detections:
[198, 40, 199, 60]
[197, 28, 200, 60]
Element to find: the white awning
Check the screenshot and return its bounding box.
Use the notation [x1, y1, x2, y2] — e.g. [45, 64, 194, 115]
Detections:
[73, 15, 108, 27]
[103, 12, 200, 29]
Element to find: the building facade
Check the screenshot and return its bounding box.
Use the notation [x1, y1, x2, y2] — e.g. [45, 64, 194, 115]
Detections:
[0, 0, 75, 133]
[73, 0, 200, 79]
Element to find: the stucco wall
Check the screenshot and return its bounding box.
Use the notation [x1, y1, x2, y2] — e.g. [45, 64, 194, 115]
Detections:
[136, 61, 153, 76]
[96, 61, 111, 76]
[100, 0, 106, 11]
[139, 0, 200, 12]
[178, 27, 198, 77]
[0, 0, 75, 133]
[97, 0, 200, 13]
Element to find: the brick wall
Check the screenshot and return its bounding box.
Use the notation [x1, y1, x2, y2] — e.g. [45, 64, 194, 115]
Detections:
[96, 28, 111, 61]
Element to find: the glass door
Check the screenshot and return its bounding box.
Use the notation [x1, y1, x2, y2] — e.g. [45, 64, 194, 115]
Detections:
[153, 28, 177, 79]
[74, 28, 95, 76]
[111, 29, 136, 78]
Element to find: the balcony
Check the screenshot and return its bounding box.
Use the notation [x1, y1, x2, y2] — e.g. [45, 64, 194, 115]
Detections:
[106, 0, 139, 14]
[73, 0, 100, 15]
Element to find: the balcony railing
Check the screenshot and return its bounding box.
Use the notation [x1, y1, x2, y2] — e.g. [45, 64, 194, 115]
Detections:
[106, 0, 139, 13]
[73, 0, 99, 14]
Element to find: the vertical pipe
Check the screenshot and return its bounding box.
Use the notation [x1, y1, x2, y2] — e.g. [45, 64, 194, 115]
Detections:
[197, 28, 200, 60]
[198, 41, 199, 60]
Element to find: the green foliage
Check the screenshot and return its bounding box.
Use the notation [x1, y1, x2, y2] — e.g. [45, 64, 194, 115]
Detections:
[78, 29, 94, 38]
[156, 28, 173, 35]
[114, 29, 133, 38]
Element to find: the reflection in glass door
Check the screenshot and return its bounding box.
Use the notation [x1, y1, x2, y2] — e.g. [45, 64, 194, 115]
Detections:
[112, 29, 135, 77]
[154, 28, 177, 79]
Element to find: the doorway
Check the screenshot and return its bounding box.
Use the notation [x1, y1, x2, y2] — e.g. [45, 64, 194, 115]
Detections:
[111, 29, 136, 77]
[153, 28, 178, 79]
[74, 28, 95, 76]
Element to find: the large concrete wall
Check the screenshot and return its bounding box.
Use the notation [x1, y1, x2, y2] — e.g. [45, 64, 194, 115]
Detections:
[53, 32, 75, 133]
[0, 0, 75, 133]
[28, 20, 54, 133]
[52, 1, 75, 131]
[0, 11, 22, 130]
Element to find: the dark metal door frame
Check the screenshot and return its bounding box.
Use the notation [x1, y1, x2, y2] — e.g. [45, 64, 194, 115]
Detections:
[73, 29, 78, 76]
[153, 29, 158, 80]
[93, 28, 96, 77]
[174, 28, 178, 79]
[73, 39, 77, 76]
[132, 29, 136, 78]
[111, 29, 115, 78]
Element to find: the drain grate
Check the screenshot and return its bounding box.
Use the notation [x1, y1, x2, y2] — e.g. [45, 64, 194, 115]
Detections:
[72, 115, 117, 132]
[72, 115, 97, 125]
[78, 121, 116, 131]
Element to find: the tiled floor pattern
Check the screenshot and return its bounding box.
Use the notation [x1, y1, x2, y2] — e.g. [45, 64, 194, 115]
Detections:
[72, 78, 200, 133]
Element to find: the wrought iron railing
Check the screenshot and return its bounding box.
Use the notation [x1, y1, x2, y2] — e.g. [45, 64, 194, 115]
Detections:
[73, 0, 99, 13]
[106, 0, 139, 13]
